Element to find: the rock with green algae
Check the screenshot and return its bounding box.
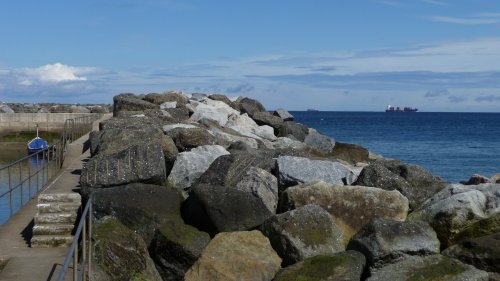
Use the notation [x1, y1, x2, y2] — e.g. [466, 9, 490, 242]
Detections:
[260, 204, 344, 266]
[91, 218, 162, 281]
[184, 230, 281, 281]
[273, 251, 366, 281]
[443, 233, 500, 274]
[91, 183, 184, 246]
[449, 213, 500, 245]
[330, 142, 370, 164]
[367, 254, 489, 281]
[150, 218, 211, 281]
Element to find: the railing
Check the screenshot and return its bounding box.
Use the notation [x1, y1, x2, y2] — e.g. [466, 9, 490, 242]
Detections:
[57, 199, 92, 281]
[0, 114, 100, 225]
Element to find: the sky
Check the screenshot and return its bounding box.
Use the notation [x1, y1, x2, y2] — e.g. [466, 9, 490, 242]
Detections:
[1, 0, 500, 111]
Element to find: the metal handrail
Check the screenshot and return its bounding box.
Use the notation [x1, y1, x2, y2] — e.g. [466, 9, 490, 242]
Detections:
[0, 114, 101, 225]
[57, 199, 92, 281]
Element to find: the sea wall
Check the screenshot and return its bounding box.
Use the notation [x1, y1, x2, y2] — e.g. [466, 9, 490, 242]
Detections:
[0, 113, 94, 133]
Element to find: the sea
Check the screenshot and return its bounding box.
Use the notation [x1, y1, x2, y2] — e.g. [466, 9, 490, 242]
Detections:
[293, 111, 500, 183]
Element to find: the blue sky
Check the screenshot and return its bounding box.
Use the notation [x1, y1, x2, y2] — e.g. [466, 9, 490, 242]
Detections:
[1, 0, 500, 111]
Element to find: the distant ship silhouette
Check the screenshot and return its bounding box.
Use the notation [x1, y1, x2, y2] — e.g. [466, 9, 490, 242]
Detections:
[385, 104, 418, 112]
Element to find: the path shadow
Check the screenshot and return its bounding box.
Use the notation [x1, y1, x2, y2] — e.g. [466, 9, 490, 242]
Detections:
[46, 263, 75, 281]
[70, 169, 81, 176]
[21, 219, 34, 247]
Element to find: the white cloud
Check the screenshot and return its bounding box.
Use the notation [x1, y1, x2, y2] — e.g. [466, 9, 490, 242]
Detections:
[16, 63, 97, 85]
[428, 14, 500, 25]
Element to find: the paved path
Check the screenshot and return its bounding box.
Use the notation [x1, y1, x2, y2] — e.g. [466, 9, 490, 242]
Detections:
[0, 115, 109, 281]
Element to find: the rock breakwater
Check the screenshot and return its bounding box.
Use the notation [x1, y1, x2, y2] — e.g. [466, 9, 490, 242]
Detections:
[79, 91, 499, 281]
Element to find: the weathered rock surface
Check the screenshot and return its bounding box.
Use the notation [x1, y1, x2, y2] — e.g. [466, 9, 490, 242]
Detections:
[150, 219, 211, 281]
[182, 183, 273, 235]
[331, 142, 371, 164]
[273, 108, 294, 121]
[347, 218, 440, 268]
[449, 213, 500, 245]
[208, 94, 235, 108]
[92, 218, 163, 281]
[274, 251, 366, 281]
[235, 167, 279, 214]
[443, 233, 500, 274]
[0, 104, 15, 113]
[278, 121, 308, 141]
[189, 99, 239, 127]
[260, 204, 344, 266]
[280, 181, 409, 243]
[165, 127, 216, 151]
[461, 174, 491, 185]
[277, 156, 358, 190]
[209, 127, 259, 149]
[225, 113, 277, 140]
[113, 94, 158, 116]
[367, 254, 489, 281]
[144, 91, 188, 106]
[184, 231, 281, 281]
[99, 115, 163, 130]
[237, 97, 266, 117]
[251, 111, 284, 131]
[355, 159, 447, 210]
[408, 184, 496, 248]
[81, 143, 167, 189]
[167, 145, 230, 191]
[304, 128, 336, 154]
[91, 183, 184, 245]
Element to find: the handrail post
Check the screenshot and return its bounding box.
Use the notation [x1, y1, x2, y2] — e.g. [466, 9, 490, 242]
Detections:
[88, 201, 92, 280]
[82, 218, 87, 281]
[73, 240, 78, 281]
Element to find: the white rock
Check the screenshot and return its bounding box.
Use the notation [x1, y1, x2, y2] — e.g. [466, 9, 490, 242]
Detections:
[162, 123, 199, 133]
[160, 101, 177, 109]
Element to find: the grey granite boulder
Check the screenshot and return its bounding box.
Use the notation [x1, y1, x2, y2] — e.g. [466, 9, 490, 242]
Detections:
[99, 116, 164, 130]
[167, 145, 229, 191]
[274, 251, 366, 281]
[90, 183, 184, 245]
[144, 91, 188, 106]
[461, 174, 491, 185]
[276, 156, 358, 190]
[280, 181, 409, 244]
[150, 219, 211, 281]
[235, 167, 279, 214]
[160, 101, 177, 109]
[278, 121, 308, 141]
[92, 218, 163, 281]
[225, 113, 277, 140]
[184, 231, 281, 281]
[304, 128, 336, 154]
[189, 99, 240, 127]
[273, 108, 294, 121]
[367, 254, 489, 281]
[251, 111, 284, 131]
[208, 94, 236, 108]
[347, 218, 440, 268]
[113, 94, 158, 116]
[443, 232, 500, 274]
[182, 183, 274, 235]
[0, 104, 14, 113]
[260, 204, 344, 266]
[237, 97, 266, 117]
[355, 159, 446, 210]
[81, 143, 167, 189]
[408, 184, 492, 248]
[164, 127, 216, 151]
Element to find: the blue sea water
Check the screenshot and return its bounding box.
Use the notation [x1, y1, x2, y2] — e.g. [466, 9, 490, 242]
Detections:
[293, 111, 500, 183]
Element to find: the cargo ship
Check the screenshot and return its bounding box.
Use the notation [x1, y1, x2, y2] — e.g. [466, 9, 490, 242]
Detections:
[385, 105, 418, 112]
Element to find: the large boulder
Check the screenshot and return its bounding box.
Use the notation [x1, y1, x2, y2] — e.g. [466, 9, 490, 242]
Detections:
[164, 127, 217, 151]
[303, 128, 336, 154]
[208, 94, 236, 108]
[90, 183, 184, 245]
[280, 181, 409, 244]
[276, 156, 358, 191]
[99, 116, 164, 131]
[331, 142, 371, 164]
[189, 99, 239, 127]
[235, 167, 278, 214]
[237, 97, 266, 117]
[278, 121, 308, 141]
[367, 254, 489, 281]
[182, 183, 273, 235]
[184, 231, 281, 281]
[150, 219, 211, 281]
[461, 174, 491, 185]
[0, 104, 14, 113]
[443, 233, 500, 274]
[113, 94, 158, 116]
[81, 143, 167, 189]
[408, 184, 492, 248]
[355, 159, 447, 210]
[260, 204, 344, 266]
[144, 91, 188, 106]
[91, 218, 163, 281]
[273, 108, 294, 121]
[251, 111, 284, 131]
[347, 218, 440, 268]
[209, 128, 259, 149]
[167, 145, 230, 191]
[274, 251, 366, 281]
[225, 113, 277, 140]
[449, 213, 500, 245]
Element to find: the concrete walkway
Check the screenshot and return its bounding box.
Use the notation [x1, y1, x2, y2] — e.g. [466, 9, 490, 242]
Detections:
[0, 114, 109, 281]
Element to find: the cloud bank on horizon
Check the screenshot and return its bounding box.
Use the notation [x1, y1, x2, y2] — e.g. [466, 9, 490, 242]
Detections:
[0, 0, 499, 112]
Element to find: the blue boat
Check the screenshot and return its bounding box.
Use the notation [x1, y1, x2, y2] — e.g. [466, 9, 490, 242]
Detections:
[27, 124, 48, 154]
